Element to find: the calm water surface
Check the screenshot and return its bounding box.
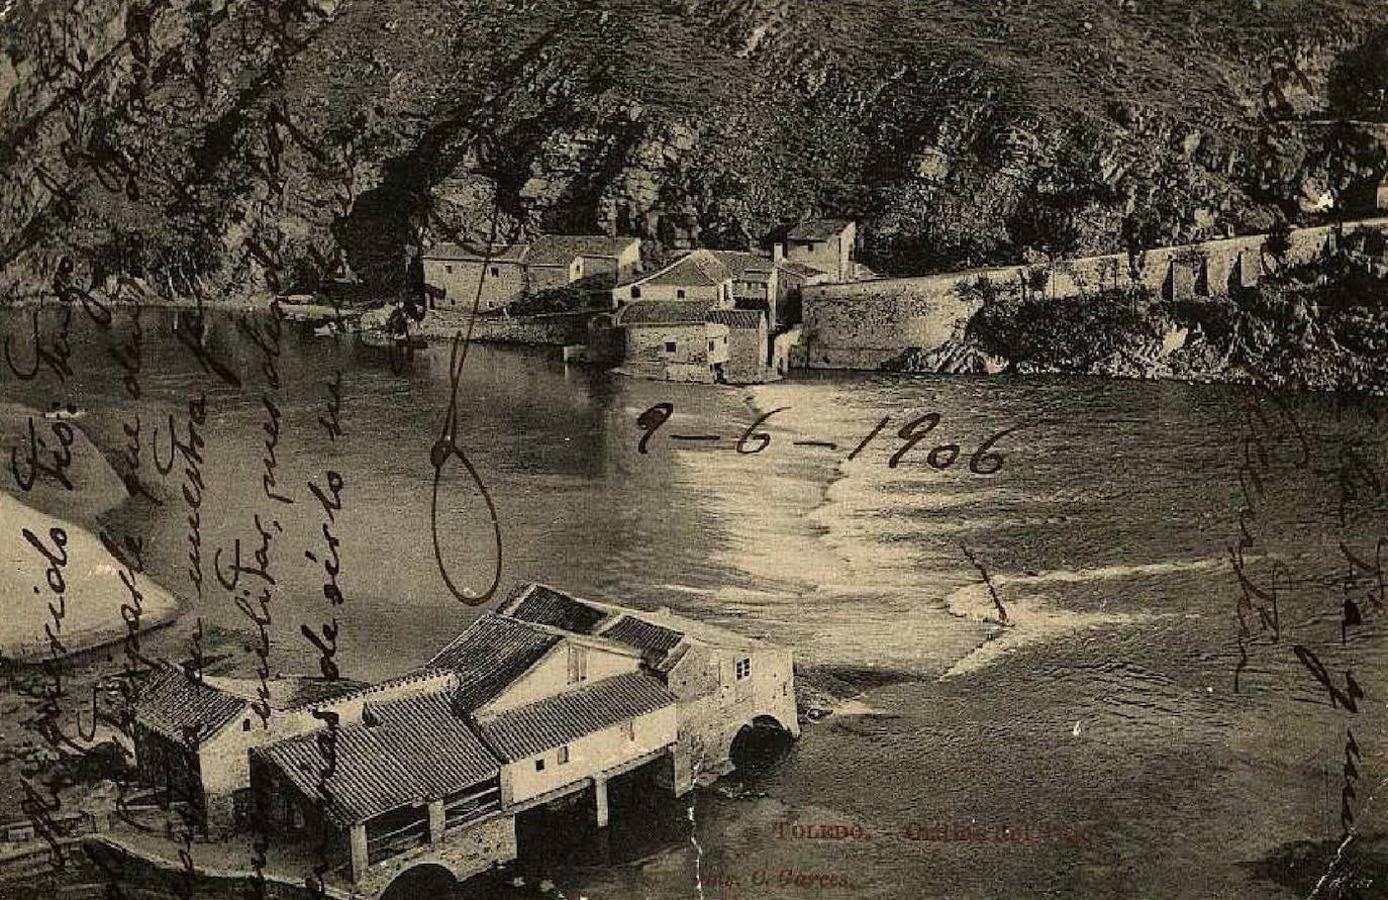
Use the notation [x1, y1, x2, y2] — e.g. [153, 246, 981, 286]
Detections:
[1, 306, 1385, 899]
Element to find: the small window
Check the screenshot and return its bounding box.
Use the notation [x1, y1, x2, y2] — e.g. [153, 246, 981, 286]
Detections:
[242, 719, 251, 732]
[535, 758, 546, 772]
[632, 286, 642, 299]
[445, 264, 454, 274]
[490, 266, 499, 277]
[708, 339, 715, 352]
[736, 658, 751, 680]
[677, 289, 686, 299]
[558, 745, 570, 764]
[665, 341, 676, 353]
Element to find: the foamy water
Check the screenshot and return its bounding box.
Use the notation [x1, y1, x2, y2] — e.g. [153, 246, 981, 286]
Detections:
[6, 308, 1387, 900]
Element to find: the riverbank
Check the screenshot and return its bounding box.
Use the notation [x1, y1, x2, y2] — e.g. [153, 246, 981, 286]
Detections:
[0, 402, 182, 662]
[0, 492, 181, 662]
[886, 244, 1388, 395]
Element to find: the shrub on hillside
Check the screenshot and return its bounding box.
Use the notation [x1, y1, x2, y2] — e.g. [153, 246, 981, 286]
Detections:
[965, 280, 1162, 370]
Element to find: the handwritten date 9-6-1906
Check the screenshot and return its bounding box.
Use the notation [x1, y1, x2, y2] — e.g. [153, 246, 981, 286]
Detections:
[635, 403, 1023, 474]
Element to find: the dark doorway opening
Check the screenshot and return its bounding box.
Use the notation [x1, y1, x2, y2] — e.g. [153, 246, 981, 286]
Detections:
[729, 716, 795, 778]
[380, 863, 457, 900]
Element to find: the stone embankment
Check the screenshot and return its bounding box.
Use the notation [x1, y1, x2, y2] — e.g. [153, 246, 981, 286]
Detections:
[800, 217, 1388, 371]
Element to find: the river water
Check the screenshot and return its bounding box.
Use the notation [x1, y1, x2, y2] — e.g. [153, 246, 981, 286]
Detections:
[1, 305, 1385, 899]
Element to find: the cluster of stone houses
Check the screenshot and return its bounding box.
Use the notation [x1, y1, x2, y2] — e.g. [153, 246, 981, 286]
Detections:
[422, 234, 643, 312]
[419, 219, 859, 384]
[131, 583, 797, 894]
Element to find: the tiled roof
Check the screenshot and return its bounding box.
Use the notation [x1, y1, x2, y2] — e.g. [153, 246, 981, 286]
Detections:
[477, 673, 676, 761]
[423, 615, 560, 711]
[785, 219, 853, 241]
[601, 616, 686, 667]
[710, 250, 775, 282]
[254, 692, 500, 826]
[615, 299, 720, 326]
[707, 309, 765, 330]
[504, 584, 610, 635]
[776, 260, 830, 280]
[641, 250, 732, 288]
[135, 664, 248, 744]
[425, 235, 638, 267]
[526, 235, 638, 266]
[423, 242, 528, 262]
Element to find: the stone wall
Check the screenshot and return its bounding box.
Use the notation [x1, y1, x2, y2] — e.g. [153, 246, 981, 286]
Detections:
[621, 322, 729, 382]
[358, 815, 517, 898]
[722, 322, 770, 384]
[802, 286, 983, 371]
[424, 259, 528, 312]
[418, 309, 592, 345]
[800, 217, 1388, 371]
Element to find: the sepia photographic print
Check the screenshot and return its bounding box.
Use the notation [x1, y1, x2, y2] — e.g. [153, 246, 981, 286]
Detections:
[1, 1, 1387, 898]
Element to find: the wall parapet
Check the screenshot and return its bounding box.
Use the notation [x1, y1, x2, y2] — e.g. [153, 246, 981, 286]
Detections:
[800, 217, 1388, 371]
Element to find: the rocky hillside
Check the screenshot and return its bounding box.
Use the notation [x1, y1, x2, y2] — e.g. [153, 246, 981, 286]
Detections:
[2, 0, 1387, 300]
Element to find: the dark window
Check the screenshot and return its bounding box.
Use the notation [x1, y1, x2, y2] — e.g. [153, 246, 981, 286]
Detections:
[490, 266, 499, 277]
[677, 289, 686, 299]
[665, 341, 676, 353]
[736, 658, 751, 680]
[535, 758, 546, 772]
[567, 646, 588, 684]
[708, 340, 715, 352]
[558, 746, 570, 764]
[445, 264, 454, 274]
[632, 286, 642, 299]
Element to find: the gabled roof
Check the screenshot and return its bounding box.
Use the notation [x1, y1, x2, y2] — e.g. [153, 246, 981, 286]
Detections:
[502, 584, 768, 662]
[476, 673, 676, 761]
[633, 250, 732, 288]
[423, 242, 528, 263]
[526, 235, 639, 266]
[785, 219, 853, 241]
[710, 250, 775, 282]
[134, 664, 248, 745]
[707, 309, 765, 330]
[253, 691, 500, 826]
[502, 584, 611, 635]
[602, 616, 685, 667]
[614, 299, 720, 326]
[776, 260, 831, 280]
[423, 615, 561, 711]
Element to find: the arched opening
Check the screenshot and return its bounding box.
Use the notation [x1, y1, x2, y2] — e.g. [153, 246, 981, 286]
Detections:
[728, 715, 795, 777]
[379, 862, 457, 900]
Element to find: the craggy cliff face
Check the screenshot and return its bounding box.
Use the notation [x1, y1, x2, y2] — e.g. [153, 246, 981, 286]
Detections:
[2, 0, 1387, 299]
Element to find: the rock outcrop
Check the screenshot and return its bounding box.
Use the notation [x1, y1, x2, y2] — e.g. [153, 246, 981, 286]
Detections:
[1, 0, 1386, 301]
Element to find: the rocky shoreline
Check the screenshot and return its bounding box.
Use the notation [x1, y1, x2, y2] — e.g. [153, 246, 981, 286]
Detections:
[887, 243, 1388, 396]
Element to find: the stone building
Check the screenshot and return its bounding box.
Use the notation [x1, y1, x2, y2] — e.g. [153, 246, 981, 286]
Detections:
[132, 583, 798, 897]
[612, 299, 733, 383]
[422, 234, 641, 311]
[498, 584, 799, 783]
[612, 248, 830, 330]
[611, 248, 735, 306]
[707, 308, 770, 383]
[773, 219, 857, 282]
[131, 665, 255, 834]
